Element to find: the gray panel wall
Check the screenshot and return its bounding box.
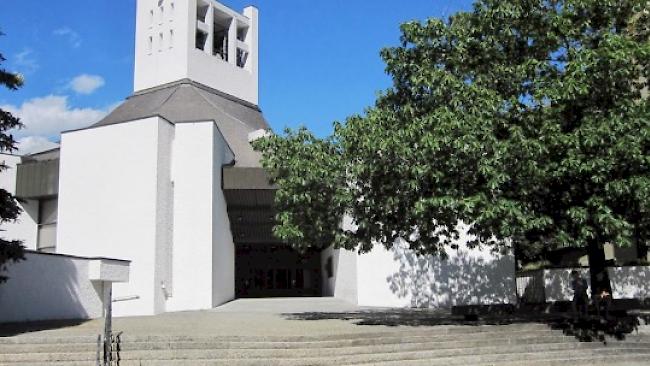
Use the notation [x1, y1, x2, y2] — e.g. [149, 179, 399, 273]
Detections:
[16, 159, 59, 199]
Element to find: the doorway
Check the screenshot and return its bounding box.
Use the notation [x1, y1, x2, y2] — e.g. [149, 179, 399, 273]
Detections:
[235, 244, 322, 298]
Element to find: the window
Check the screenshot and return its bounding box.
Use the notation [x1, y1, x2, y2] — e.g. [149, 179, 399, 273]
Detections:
[197, 1, 209, 23]
[147, 36, 153, 54]
[195, 30, 208, 51]
[236, 48, 248, 68]
[213, 20, 229, 60]
[149, 9, 154, 27]
[237, 26, 248, 42]
[159, 32, 164, 51]
[37, 198, 57, 252]
[169, 29, 174, 48]
[159, 6, 164, 24]
[169, 2, 174, 20]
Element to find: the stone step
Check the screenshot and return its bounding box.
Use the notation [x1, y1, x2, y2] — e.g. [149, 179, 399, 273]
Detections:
[118, 327, 556, 343]
[0, 331, 575, 354]
[118, 333, 577, 351]
[1, 342, 647, 364]
[108, 342, 632, 361]
[0, 334, 575, 354]
[3, 347, 645, 366]
[381, 354, 650, 366]
[2, 349, 649, 366]
[115, 348, 650, 366]
[0, 323, 552, 345]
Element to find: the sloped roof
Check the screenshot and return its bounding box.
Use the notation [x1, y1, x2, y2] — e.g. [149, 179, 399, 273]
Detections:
[90, 79, 269, 167]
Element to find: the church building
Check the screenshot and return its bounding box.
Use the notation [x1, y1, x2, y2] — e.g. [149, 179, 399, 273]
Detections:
[0, 0, 515, 320]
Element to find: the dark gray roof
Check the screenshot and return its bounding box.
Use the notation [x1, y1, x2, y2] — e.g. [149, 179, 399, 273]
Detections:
[223, 167, 276, 190]
[91, 79, 269, 167]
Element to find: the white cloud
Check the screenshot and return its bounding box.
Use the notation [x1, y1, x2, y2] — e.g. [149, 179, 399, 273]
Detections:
[69, 74, 105, 95]
[2, 95, 113, 138]
[53, 27, 82, 48]
[13, 48, 39, 75]
[16, 136, 59, 156]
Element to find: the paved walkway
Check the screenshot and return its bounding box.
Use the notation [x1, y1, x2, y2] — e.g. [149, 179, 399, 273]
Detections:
[2, 297, 648, 339]
[1, 298, 411, 338]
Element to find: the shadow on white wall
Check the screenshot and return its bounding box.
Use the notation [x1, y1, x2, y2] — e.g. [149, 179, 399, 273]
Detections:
[0, 252, 104, 325]
[386, 245, 516, 308]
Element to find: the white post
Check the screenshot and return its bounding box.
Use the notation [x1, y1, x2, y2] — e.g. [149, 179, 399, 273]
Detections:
[243, 6, 258, 75]
[205, 5, 214, 55]
[228, 17, 237, 65]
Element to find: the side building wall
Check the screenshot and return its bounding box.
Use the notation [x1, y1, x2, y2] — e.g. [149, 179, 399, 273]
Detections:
[0, 153, 39, 250]
[57, 117, 173, 317]
[333, 220, 516, 308]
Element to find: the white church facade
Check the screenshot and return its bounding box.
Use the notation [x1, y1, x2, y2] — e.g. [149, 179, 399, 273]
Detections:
[0, 0, 515, 322]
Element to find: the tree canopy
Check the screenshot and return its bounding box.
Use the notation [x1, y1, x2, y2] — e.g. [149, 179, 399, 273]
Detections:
[255, 0, 650, 294]
[0, 30, 26, 283]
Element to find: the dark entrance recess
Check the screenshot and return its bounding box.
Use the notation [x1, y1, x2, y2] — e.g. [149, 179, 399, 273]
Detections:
[223, 167, 323, 298]
[235, 244, 321, 298]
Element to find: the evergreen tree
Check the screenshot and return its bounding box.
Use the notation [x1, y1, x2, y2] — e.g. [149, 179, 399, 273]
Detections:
[0, 30, 26, 283]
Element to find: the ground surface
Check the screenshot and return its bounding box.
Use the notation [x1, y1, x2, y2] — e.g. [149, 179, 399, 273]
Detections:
[2, 298, 649, 338]
[1, 299, 649, 365]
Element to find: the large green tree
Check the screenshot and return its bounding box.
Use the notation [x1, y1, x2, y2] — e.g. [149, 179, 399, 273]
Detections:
[0, 30, 26, 283]
[256, 0, 650, 298]
[252, 127, 350, 251]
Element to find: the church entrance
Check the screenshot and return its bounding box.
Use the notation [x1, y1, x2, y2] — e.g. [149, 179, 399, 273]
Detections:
[235, 244, 322, 298]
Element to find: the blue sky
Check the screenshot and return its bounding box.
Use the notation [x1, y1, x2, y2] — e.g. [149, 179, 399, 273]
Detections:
[0, 0, 473, 153]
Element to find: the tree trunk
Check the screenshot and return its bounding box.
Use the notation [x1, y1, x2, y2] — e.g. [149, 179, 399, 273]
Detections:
[587, 238, 612, 299]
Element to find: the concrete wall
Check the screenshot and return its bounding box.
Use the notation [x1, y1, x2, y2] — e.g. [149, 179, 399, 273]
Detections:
[167, 121, 234, 311]
[134, 0, 190, 92]
[211, 124, 235, 306]
[0, 153, 39, 250]
[321, 246, 357, 304]
[153, 121, 175, 314]
[57, 118, 169, 316]
[543, 268, 591, 302]
[134, 0, 259, 104]
[0, 252, 104, 323]
[609, 266, 650, 300]
[354, 229, 516, 309]
[543, 266, 650, 302]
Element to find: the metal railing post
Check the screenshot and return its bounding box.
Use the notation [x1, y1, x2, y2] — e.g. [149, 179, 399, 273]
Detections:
[103, 284, 112, 366]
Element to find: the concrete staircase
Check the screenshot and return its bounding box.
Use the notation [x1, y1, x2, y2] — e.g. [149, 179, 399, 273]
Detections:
[0, 323, 648, 365]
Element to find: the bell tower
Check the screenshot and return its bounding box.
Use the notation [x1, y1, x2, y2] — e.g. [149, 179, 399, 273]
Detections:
[134, 0, 259, 105]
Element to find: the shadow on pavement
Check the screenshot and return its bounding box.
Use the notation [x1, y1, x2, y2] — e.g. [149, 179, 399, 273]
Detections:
[0, 318, 89, 337]
[283, 308, 644, 342]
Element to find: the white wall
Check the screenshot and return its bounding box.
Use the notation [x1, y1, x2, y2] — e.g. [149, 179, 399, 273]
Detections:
[0, 153, 39, 250]
[211, 124, 235, 306]
[167, 121, 234, 311]
[543, 266, 650, 302]
[354, 231, 516, 309]
[57, 118, 169, 316]
[153, 121, 175, 314]
[134, 0, 190, 92]
[321, 246, 358, 304]
[134, 0, 259, 105]
[0, 252, 104, 323]
[543, 268, 591, 302]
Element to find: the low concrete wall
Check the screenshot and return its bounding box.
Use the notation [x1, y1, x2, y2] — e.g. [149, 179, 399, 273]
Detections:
[543, 268, 591, 302]
[0, 251, 128, 323]
[608, 266, 650, 300]
[518, 266, 650, 303]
